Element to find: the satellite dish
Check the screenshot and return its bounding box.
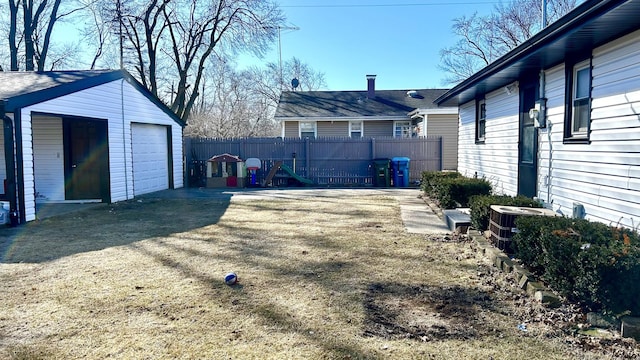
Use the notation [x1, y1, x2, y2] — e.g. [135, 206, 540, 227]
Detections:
[291, 78, 300, 89]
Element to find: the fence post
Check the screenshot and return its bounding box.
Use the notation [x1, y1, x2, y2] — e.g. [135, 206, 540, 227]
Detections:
[305, 137, 310, 178]
[371, 137, 376, 160]
[439, 136, 443, 171]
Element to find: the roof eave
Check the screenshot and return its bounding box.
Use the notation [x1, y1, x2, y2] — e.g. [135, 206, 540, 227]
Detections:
[435, 0, 634, 107]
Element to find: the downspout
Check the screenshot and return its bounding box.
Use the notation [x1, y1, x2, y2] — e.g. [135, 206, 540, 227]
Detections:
[13, 109, 25, 224]
[121, 78, 129, 200]
[539, 69, 552, 206]
[1, 101, 18, 224]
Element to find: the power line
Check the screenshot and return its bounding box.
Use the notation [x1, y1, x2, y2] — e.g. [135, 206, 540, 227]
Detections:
[282, 1, 500, 8]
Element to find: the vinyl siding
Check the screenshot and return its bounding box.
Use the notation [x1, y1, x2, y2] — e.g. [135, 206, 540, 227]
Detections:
[458, 85, 520, 195]
[539, 29, 640, 227]
[284, 121, 298, 138]
[365, 120, 393, 137]
[20, 79, 183, 222]
[317, 121, 349, 137]
[426, 114, 458, 170]
[32, 116, 65, 201]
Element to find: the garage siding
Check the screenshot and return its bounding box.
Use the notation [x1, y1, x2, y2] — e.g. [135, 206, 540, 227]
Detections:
[32, 116, 65, 201]
[131, 123, 169, 195]
[21, 79, 183, 222]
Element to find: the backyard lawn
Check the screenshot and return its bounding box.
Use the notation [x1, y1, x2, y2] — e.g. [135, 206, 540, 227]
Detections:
[0, 190, 637, 359]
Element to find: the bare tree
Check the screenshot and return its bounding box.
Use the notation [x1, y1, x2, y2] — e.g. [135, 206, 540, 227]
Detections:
[186, 56, 325, 138]
[186, 60, 275, 138]
[116, 0, 284, 123]
[439, 0, 578, 85]
[248, 56, 327, 104]
[4, 0, 86, 71]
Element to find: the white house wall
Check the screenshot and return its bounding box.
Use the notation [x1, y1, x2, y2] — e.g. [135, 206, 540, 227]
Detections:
[32, 116, 64, 201]
[458, 86, 520, 195]
[539, 29, 640, 228]
[20, 79, 183, 222]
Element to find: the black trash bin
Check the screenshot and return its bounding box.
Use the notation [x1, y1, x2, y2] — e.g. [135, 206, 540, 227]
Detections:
[391, 157, 410, 187]
[372, 158, 391, 187]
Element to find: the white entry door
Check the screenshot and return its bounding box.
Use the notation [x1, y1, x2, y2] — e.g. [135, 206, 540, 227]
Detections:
[131, 123, 169, 196]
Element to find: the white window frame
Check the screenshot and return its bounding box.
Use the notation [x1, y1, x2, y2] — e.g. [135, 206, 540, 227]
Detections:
[476, 99, 486, 143]
[349, 121, 363, 138]
[570, 60, 591, 137]
[394, 121, 412, 138]
[299, 121, 316, 138]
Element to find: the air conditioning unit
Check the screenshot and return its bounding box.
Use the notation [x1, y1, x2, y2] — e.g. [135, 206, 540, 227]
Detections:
[489, 205, 557, 253]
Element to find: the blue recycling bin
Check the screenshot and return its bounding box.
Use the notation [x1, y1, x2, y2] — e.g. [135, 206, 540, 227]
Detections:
[391, 157, 410, 187]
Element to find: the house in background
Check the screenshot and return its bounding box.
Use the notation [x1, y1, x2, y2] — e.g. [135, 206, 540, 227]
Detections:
[0, 70, 184, 223]
[275, 75, 459, 170]
[435, 0, 640, 228]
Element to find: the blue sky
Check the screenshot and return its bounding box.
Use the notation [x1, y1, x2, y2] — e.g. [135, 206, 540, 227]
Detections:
[236, 0, 498, 91]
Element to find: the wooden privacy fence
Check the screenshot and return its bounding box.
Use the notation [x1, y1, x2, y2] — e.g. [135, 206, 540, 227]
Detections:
[185, 136, 442, 187]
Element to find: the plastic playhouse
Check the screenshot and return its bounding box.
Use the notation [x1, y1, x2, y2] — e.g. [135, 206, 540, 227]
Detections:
[206, 153, 246, 188]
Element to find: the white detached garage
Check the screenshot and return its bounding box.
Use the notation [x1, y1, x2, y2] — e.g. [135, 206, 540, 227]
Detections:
[0, 70, 185, 224]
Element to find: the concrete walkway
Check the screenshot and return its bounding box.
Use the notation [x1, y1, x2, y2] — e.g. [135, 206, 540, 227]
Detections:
[392, 189, 451, 234]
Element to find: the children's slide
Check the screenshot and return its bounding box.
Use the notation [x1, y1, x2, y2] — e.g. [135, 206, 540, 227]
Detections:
[261, 161, 314, 187]
[279, 164, 314, 185]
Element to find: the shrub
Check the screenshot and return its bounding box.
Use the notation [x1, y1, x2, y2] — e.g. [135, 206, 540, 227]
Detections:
[468, 194, 542, 231]
[432, 177, 492, 209]
[421, 171, 461, 195]
[513, 216, 640, 315]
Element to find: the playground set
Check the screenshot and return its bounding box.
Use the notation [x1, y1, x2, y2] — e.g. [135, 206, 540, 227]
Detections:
[205, 153, 314, 188]
[201, 153, 410, 189]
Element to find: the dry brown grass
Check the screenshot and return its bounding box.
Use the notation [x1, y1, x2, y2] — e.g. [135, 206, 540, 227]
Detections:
[0, 191, 632, 359]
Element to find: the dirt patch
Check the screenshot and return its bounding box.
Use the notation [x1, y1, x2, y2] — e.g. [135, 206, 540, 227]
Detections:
[363, 282, 497, 341]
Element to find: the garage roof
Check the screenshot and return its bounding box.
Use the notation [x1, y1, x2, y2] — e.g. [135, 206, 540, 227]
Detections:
[0, 69, 185, 127]
[435, 0, 640, 107]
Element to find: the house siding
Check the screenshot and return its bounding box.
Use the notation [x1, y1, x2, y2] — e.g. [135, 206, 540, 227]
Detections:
[317, 121, 349, 137]
[365, 121, 393, 137]
[32, 116, 65, 201]
[20, 79, 183, 222]
[539, 29, 640, 227]
[426, 114, 458, 170]
[283, 121, 297, 138]
[458, 85, 520, 195]
[461, 28, 640, 229]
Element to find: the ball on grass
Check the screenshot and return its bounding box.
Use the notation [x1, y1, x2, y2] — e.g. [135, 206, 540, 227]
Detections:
[224, 272, 238, 285]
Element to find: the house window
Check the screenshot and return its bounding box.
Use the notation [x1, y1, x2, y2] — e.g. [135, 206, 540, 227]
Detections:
[299, 121, 316, 138]
[564, 59, 591, 141]
[394, 121, 412, 138]
[349, 121, 362, 138]
[476, 99, 486, 143]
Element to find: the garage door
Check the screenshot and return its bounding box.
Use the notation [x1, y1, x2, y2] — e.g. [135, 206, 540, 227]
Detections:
[131, 123, 169, 196]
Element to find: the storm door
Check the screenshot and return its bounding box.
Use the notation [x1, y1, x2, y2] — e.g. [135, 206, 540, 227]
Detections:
[517, 82, 538, 198]
[63, 118, 110, 201]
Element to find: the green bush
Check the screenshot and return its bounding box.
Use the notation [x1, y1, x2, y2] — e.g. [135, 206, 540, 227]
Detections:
[421, 171, 461, 195]
[513, 216, 640, 315]
[468, 194, 542, 231]
[433, 177, 492, 209]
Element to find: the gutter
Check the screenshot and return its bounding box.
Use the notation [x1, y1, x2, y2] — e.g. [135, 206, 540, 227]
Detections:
[435, 0, 625, 106]
[274, 115, 411, 122]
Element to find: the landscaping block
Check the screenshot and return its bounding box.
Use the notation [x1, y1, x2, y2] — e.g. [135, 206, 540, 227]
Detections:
[621, 317, 640, 341]
[500, 256, 514, 273]
[526, 281, 545, 295]
[518, 274, 531, 290]
[587, 312, 619, 328]
[535, 290, 561, 307]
